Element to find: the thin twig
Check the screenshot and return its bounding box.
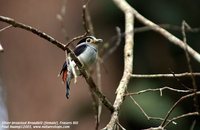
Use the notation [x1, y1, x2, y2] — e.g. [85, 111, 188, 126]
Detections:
[102, 27, 122, 60]
[125, 86, 193, 96]
[190, 120, 196, 130]
[128, 93, 172, 122]
[182, 20, 199, 112]
[134, 24, 200, 33]
[163, 112, 199, 128]
[65, 32, 88, 47]
[143, 126, 163, 130]
[65, 0, 91, 47]
[96, 56, 102, 130]
[169, 69, 191, 90]
[0, 16, 66, 50]
[130, 72, 200, 78]
[82, 3, 90, 34]
[160, 91, 200, 127]
[0, 25, 12, 32]
[64, 0, 92, 47]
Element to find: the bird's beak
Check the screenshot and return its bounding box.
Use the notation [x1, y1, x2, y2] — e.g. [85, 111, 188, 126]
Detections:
[94, 38, 103, 44]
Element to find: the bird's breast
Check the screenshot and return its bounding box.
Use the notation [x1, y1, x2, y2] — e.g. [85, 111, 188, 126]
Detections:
[78, 46, 97, 67]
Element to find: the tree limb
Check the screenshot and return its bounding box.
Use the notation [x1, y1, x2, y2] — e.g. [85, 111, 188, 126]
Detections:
[130, 72, 200, 78]
[104, 0, 134, 129]
[112, 0, 200, 63]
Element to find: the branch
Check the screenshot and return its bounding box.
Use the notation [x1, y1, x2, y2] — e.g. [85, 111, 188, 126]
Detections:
[190, 120, 196, 130]
[65, 32, 88, 47]
[134, 24, 200, 33]
[182, 21, 199, 112]
[163, 112, 199, 128]
[105, 1, 134, 129]
[113, 1, 200, 63]
[160, 91, 200, 127]
[0, 25, 12, 32]
[128, 92, 175, 123]
[130, 72, 200, 78]
[66, 49, 114, 112]
[0, 16, 66, 50]
[82, 3, 93, 35]
[125, 86, 193, 96]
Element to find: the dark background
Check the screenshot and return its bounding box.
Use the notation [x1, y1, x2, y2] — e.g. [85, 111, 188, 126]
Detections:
[0, 0, 200, 130]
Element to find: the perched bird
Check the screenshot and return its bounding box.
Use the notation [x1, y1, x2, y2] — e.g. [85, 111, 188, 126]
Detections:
[60, 36, 103, 98]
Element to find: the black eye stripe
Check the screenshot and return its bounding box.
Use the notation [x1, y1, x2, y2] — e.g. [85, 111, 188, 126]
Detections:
[77, 36, 95, 45]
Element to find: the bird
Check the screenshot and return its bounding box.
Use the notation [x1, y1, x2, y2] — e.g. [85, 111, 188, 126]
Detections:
[59, 36, 103, 99]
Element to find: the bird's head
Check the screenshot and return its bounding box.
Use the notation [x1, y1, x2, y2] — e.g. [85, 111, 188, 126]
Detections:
[77, 36, 103, 46]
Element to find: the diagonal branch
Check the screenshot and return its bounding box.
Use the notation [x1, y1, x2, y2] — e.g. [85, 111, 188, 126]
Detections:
[163, 112, 199, 128]
[67, 48, 114, 112]
[160, 91, 200, 127]
[0, 15, 114, 113]
[0, 16, 66, 50]
[113, 1, 200, 63]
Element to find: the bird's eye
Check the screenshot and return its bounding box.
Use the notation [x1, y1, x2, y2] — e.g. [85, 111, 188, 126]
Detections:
[86, 38, 92, 43]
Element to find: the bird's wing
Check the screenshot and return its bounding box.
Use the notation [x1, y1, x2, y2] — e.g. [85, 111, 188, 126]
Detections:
[74, 44, 87, 56]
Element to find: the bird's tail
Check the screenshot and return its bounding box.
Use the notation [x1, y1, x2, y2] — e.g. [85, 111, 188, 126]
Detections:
[66, 73, 72, 99]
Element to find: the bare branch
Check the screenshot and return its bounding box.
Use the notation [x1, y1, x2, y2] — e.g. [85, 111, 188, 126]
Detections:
[105, 1, 134, 129]
[163, 112, 199, 128]
[160, 91, 200, 127]
[96, 57, 102, 130]
[112, 0, 200, 63]
[125, 86, 192, 96]
[190, 120, 196, 130]
[67, 48, 114, 113]
[182, 20, 199, 112]
[65, 32, 88, 47]
[130, 72, 200, 78]
[134, 24, 200, 33]
[0, 25, 12, 32]
[82, 2, 91, 34]
[0, 16, 66, 50]
[143, 126, 164, 130]
[128, 93, 172, 122]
